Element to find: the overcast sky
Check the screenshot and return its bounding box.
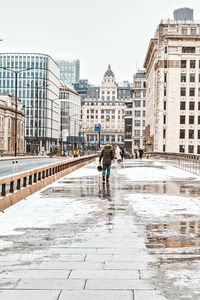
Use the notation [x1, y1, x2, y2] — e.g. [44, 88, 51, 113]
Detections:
[1, 0, 200, 84]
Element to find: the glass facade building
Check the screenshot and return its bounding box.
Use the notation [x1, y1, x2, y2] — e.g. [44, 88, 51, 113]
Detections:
[56, 59, 80, 86]
[0, 53, 60, 153]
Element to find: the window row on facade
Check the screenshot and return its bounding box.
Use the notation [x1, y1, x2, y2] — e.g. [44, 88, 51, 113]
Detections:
[180, 73, 200, 83]
[180, 145, 200, 154]
[180, 115, 200, 124]
[181, 60, 200, 69]
[180, 87, 200, 97]
[180, 129, 200, 139]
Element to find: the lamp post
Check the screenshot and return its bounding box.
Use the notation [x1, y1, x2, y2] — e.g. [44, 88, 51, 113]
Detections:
[0, 66, 33, 156]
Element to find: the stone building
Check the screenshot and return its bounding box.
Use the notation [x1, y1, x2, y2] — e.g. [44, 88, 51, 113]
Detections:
[81, 65, 129, 149]
[59, 82, 81, 151]
[0, 93, 24, 155]
[144, 8, 200, 154]
[131, 69, 147, 154]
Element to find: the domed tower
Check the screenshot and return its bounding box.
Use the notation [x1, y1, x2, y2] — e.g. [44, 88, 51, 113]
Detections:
[102, 64, 116, 85]
[100, 65, 117, 101]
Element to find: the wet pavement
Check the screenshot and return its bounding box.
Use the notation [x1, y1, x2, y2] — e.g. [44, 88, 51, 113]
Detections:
[0, 159, 200, 299]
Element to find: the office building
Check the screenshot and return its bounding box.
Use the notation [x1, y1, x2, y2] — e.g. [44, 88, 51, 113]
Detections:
[0, 53, 60, 154]
[56, 59, 80, 86]
[59, 82, 81, 151]
[144, 8, 200, 154]
[81, 65, 130, 149]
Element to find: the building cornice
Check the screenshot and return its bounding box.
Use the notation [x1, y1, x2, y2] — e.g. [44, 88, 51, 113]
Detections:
[144, 38, 158, 69]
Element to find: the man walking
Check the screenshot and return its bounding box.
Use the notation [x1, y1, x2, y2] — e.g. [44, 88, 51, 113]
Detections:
[99, 144, 114, 182]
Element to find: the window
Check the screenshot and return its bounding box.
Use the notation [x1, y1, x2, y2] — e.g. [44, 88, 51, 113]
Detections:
[180, 145, 185, 153]
[191, 27, 196, 35]
[189, 130, 194, 139]
[164, 73, 167, 82]
[198, 116, 200, 124]
[165, 47, 167, 53]
[134, 140, 140, 146]
[189, 88, 195, 96]
[189, 116, 194, 124]
[143, 101, 146, 107]
[135, 82, 141, 88]
[135, 92, 141, 98]
[182, 47, 195, 53]
[180, 88, 186, 96]
[135, 101, 141, 107]
[134, 130, 140, 136]
[164, 88, 167, 96]
[163, 115, 166, 124]
[190, 60, 196, 68]
[135, 120, 140, 126]
[164, 101, 166, 110]
[189, 102, 195, 110]
[190, 74, 195, 82]
[164, 60, 167, 68]
[188, 145, 194, 153]
[198, 146, 200, 154]
[182, 27, 187, 35]
[180, 102, 186, 110]
[163, 129, 166, 138]
[181, 60, 187, 68]
[198, 130, 200, 139]
[180, 115, 185, 124]
[143, 120, 145, 126]
[198, 89, 200, 97]
[135, 111, 140, 117]
[143, 92, 146, 97]
[143, 111, 146, 117]
[198, 102, 200, 110]
[180, 129, 185, 139]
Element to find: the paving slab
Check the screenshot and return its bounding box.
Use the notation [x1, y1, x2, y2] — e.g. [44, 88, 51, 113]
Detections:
[15, 278, 85, 289]
[134, 290, 168, 300]
[0, 290, 60, 300]
[70, 269, 139, 279]
[0, 269, 70, 279]
[86, 279, 155, 290]
[0, 279, 19, 289]
[59, 290, 133, 300]
[37, 261, 104, 270]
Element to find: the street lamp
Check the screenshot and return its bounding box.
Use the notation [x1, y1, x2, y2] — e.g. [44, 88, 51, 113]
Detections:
[0, 66, 33, 156]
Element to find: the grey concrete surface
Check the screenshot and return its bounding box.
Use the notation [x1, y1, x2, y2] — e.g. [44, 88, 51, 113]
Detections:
[0, 159, 199, 299]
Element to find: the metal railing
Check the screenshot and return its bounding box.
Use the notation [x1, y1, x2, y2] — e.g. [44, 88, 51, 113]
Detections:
[149, 152, 200, 175]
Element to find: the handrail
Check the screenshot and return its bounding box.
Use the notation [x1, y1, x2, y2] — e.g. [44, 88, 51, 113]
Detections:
[0, 154, 97, 210]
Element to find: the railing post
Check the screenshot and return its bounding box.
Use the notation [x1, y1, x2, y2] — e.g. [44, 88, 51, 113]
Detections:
[38, 172, 41, 181]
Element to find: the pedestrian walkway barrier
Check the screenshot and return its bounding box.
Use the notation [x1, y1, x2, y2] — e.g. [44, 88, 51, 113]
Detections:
[149, 152, 200, 175]
[0, 155, 97, 212]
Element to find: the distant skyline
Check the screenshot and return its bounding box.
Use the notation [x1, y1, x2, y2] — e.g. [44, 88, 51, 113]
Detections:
[1, 0, 200, 84]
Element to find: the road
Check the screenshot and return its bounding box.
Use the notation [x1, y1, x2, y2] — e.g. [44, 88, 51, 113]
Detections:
[0, 159, 200, 299]
[0, 157, 70, 178]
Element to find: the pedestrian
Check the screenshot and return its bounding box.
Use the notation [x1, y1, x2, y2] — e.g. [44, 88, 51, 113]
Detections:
[120, 148, 124, 162]
[139, 148, 144, 160]
[99, 144, 114, 182]
[115, 146, 121, 163]
[73, 148, 79, 158]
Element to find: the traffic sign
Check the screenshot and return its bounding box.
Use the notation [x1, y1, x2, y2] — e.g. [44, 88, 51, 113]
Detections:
[95, 124, 101, 132]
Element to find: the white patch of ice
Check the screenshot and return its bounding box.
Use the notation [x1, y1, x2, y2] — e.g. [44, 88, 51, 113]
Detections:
[117, 161, 200, 181]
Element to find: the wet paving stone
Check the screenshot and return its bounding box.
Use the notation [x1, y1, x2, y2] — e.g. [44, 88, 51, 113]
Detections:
[0, 159, 200, 299]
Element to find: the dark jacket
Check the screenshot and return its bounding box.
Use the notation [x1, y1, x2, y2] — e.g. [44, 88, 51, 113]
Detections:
[99, 146, 114, 166]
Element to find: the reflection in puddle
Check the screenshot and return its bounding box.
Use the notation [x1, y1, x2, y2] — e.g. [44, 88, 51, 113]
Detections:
[146, 220, 200, 249]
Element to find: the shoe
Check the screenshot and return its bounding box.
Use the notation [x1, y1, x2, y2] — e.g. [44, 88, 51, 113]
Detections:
[102, 174, 105, 182]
